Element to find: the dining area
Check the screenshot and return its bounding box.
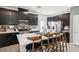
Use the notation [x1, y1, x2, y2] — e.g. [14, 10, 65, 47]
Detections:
[17, 31, 67, 52]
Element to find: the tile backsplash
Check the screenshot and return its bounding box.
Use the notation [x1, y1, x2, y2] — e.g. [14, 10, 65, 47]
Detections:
[30, 25, 39, 30]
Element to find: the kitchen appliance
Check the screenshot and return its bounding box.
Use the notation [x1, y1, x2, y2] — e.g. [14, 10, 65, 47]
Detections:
[48, 21, 61, 32]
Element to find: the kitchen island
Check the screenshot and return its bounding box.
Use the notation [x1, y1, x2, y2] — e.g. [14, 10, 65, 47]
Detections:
[17, 33, 48, 52]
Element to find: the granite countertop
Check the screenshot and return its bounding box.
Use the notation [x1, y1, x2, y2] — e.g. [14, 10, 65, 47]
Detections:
[17, 33, 48, 52]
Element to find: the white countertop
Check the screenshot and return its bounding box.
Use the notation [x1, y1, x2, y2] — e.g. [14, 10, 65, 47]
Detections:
[0, 31, 19, 34]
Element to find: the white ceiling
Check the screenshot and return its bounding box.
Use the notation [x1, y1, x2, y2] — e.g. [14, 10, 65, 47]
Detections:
[20, 6, 72, 16]
[1, 6, 72, 16]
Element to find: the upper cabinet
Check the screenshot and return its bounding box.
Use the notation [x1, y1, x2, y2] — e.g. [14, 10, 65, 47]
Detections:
[9, 10, 18, 25]
[47, 13, 70, 26]
[0, 8, 18, 25]
[62, 13, 70, 26]
[18, 8, 38, 25]
[18, 8, 29, 20]
[29, 13, 38, 25]
[18, 12, 29, 20]
[0, 7, 38, 25]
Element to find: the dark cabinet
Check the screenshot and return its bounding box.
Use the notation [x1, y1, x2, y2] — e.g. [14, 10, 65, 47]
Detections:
[29, 14, 38, 25]
[18, 13, 38, 25]
[10, 33, 19, 44]
[18, 8, 38, 25]
[0, 8, 10, 25]
[0, 34, 11, 47]
[18, 8, 29, 20]
[0, 33, 19, 48]
[9, 10, 18, 25]
[62, 13, 70, 26]
[0, 8, 18, 25]
[18, 12, 29, 20]
[66, 32, 70, 43]
[47, 13, 70, 26]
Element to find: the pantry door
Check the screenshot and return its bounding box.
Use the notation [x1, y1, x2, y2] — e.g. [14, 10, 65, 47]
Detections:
[73, 15, 79, 45]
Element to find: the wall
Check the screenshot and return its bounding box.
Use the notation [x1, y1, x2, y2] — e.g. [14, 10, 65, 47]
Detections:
[70, 6, 79, 43]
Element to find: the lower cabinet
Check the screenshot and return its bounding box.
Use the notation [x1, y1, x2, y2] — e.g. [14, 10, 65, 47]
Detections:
[0, 32, 19, 48]
[66, 32, 70, 43]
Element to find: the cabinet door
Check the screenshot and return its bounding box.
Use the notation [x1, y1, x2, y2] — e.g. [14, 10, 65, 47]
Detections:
[18, 8, 29, 20]
[33, 15, 38, 25]
[62, 13, 70, 26]
[0, 8, 18, 25]
[9, 10, 18, 25]
[18, 12, 23, 20]
[0, 33, 19, 48]
[29, 14, 38, 25]
[0, 34, 11, 47]
[23, 14, 29, 20]
[10, 33, 19, 44]
[18, 12, 29, 20]
[0, 8, 10, 25]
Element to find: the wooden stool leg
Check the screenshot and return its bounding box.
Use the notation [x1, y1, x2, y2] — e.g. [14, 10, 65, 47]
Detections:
[47, 35, 50, 52]
[62, 35, 65, 52]
[59, 36, 62, 52]
[62, 42, 64, 52]
[32, 41, 34, 52]
[56, 37, 58, 52]
[52, 38, 54, 51]
[65, 34, 67, 52]
[65, 42, 67, 51]
[41, 38, 43, 52]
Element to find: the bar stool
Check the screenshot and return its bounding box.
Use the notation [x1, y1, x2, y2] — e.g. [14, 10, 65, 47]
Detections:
[35, 32, 47, 52]
[43, 32, 54, 52]
[26, 43, 41, 52]
[42, 32, 49, 51]
[60, 32, 67, 52]
[52, 32, 61, 52]
[27, 35, 42, 52]
[46, 32, 55, 52]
